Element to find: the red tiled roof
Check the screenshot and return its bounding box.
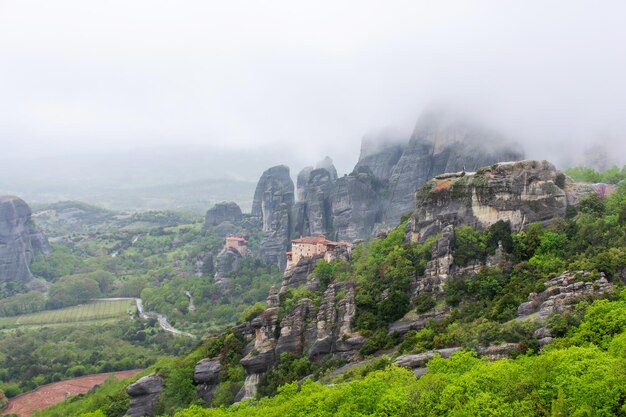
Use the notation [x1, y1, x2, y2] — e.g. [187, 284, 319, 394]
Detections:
[292, 235, 327, 244]
[226, 236, 248, 244]
[291, 235, 351, 247]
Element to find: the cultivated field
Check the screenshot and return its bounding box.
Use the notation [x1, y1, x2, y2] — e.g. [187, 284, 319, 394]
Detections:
[0, 299, 136, 328]
[3, 369, 142, 417]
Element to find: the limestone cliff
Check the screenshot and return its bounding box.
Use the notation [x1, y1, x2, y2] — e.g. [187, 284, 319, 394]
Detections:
[293, 167, 335, 238]
[353, 133, 405, 182]
[330, 167, 384, 241]
[204, 252, 362, 401]
[407, 160, 569, 243]
[251, 166, 295, 271]
[214, 247, 243, 286]
[0, 195, 50, 293]
[383, 108, 524, 224]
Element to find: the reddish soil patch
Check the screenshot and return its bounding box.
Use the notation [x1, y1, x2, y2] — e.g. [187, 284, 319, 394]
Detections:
[434, 179, 453, 191]
[3, 370, 142, 417]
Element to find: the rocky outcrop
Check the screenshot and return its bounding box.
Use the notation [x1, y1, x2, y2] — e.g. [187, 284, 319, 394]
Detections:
[0, 195, 50, 293]
[214, 248, 243, 286]
[125, 374, 163, 417]
[517, 271, 613, 320]
[408, 160, 568, 243]
[330, 168, 384, 241]
[384, 108, 524, 225]
[293, 167, 335, 237]
[476, 343, 522, 360]
[279, 255, 323, 295]
[236, 262, 361, 400]
[275, 298, 317, 356]
[514, 271, 613, 347]
[238, 305, 279, 400]
[204, 202, 243, 227]
[395, 347, 461, 369]
[388, 307, 449, 335]
[252, 166, 295, 271]
[194, 358, 223, 403]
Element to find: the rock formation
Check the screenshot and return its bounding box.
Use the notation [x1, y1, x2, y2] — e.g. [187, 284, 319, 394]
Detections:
[194, 358, 223, 403]
[330, 167, 384, 241]
[383, 108, 524, 224]
[315, 156, 338, 182]
[520, 272, 613, 319]
[229, 255, 361, 401]
[251, 165, 295, 271]
[353, 132, 405, 182]
[408, 160, 569, 243]
[293, 167, 335, 237]
[517, 271, 613, 348]
[204, 202, 243, 227]
[125, 374, 163, 417]
[0, 195, 50, 293]
[214, 247, 242, 286]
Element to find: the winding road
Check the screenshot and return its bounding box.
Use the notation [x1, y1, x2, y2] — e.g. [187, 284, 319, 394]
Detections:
[93, 297, 195, 338]
[134, 298, 195, 338]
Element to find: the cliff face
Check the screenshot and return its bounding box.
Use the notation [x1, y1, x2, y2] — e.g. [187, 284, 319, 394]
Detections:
[398, 160, 570, 310]
[383, 109, 524, 224]
[252, 166, 295, 271]
[251, 110, 523, 264]
[408, 160, 569, 243]
[0, 195, 50, 293]
[353, 142, 404, 183]
[225, 250, 359, 400]
[293, 167, 335, 238]
[330, 168, 384, 241]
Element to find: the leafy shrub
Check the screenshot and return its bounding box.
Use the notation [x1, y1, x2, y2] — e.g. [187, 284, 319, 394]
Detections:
[239, 302, 266, 323]
[412, 294, 436, 313]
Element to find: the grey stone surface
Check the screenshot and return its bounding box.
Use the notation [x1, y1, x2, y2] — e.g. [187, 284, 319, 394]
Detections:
[194, 358, 223, 404]
[395, 347, 461, 369]
[384, 108, 524, 225]
[330, 167, 384, 241]
[251, 165, 294, 271]
[517, 271, 612, 319]
[125, 374, 163, 417]
[408, 160, 568, 243]
[354, 141, 405, 183]
[293, 167, 335, 237]
[0, 195, 50, 293]
[214, 247, 242, 285]
[204, 201, 243, 227]
[194, 358, 223, 385]
[476, 343, 521, 360]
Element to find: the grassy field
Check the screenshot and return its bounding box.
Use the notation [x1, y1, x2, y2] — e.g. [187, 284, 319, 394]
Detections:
[0, 299, 136, 328]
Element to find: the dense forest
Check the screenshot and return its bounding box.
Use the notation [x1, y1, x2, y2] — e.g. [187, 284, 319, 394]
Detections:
[29, 180, 626, 417]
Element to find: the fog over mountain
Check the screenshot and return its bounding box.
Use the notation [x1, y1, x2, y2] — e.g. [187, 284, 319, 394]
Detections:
[1, 1, 625, 209]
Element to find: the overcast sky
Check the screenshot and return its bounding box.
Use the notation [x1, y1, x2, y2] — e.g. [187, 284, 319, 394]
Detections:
[1, 0, 625, 174]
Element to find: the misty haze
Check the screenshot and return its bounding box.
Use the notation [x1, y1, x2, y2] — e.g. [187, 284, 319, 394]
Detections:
[1, 2, 626, 417]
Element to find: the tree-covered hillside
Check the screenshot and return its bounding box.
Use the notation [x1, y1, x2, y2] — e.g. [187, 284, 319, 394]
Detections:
[32, 181, 626, 417]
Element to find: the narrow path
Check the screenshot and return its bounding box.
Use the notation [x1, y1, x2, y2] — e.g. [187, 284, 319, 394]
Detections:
[3, 370, 142, 417]
[185, 291, 196, 311]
